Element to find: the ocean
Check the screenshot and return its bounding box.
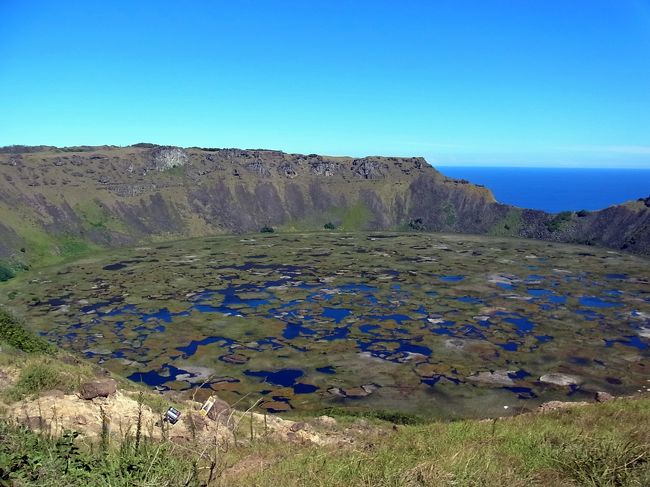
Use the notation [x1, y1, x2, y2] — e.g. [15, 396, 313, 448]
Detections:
[437, 167, 650, 213]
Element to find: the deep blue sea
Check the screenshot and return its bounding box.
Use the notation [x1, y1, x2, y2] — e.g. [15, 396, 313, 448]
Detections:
[437, 167, 650, 213]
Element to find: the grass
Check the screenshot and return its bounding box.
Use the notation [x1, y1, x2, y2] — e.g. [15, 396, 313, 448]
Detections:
[3, 355, 95, 402]
[228, 399, 650, 486]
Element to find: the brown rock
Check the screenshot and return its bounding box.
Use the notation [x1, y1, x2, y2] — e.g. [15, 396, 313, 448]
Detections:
[595, 391, 615, 402]
[79, 378, 117, 400]
[206, 397, 232, 422]
[290, 422, 306, 432]
[74, 415, 88, 425]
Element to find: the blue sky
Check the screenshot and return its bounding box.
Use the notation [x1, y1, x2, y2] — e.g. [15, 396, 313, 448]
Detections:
[1, 0, 649, 167]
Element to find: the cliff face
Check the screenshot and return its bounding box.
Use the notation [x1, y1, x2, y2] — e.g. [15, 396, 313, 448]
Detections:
[0, 145, 648, 265]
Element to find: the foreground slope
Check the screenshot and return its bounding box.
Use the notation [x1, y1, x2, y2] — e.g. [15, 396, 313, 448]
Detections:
[0, 145, 649, 272]
[1, 310, 649, 486]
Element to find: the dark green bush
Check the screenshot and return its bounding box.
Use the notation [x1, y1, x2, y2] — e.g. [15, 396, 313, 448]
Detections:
[408, 218, 426, 231]
[260, 226, 275, 233]
[0, 309, 53, 353]
[0, 262, 15, 282]
[324, 222, 336, 230]
[576, 209, 590, 217]
[545, 211, 573, 233]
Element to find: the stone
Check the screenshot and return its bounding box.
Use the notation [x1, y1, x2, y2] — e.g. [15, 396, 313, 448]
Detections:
[79, 378, 117, 400]
[206, 397, 233, 423]
[290, 422, 306, 432]
[595, 391, 615, 402]
[539, 373, 582, 386]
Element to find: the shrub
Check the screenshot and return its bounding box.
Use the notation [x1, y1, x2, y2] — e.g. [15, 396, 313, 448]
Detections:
[0, 262, 15, 282]
[576, 209, 590, 217]
[324, 222, 336, 230]
[545, 211, 573, 233]
[260, 226, 274, 233]
[408, 218, 426, 231]
[0, 309, 53, 353]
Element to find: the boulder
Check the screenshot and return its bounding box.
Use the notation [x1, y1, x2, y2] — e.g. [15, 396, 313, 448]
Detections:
[595, 391, 615, 402]
[206, 396, 233, 425]
[289, 422, 307, 432]
[79, 378, 117, 400]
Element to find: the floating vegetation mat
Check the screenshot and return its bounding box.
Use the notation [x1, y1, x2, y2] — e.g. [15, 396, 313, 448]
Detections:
[2, 233, 649, 418]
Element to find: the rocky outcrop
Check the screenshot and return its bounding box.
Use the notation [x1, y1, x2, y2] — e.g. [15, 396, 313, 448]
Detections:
[149, 146, 189, 171]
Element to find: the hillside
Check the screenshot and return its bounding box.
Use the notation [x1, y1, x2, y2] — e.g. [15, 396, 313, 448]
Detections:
[0, 145, 649, 275]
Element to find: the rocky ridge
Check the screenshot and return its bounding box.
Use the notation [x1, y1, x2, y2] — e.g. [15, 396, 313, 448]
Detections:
[0, 144, 648, 267]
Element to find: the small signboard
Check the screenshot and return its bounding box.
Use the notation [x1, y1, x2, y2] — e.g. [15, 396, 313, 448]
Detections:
[199, 396, 217, 416]
[165, 407, 181, 424]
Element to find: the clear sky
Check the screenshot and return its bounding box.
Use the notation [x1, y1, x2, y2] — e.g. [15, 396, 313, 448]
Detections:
[1, 0, 649, 167]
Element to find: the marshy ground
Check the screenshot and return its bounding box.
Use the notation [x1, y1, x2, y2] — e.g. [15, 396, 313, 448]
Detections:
[2, 232, 649, 419]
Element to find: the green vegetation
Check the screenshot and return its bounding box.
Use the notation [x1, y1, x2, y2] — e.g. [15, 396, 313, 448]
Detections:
[323, 222, 337, 230]
[334, 203, 371, 231]
[489, 209, 522, 237]
[320, 407, 425, 425]
[408, 218, 426, 231]
[56, 236, 94, 258]
[0, 423, 200, 487]
[441, 202, 457, 226]
[0, 263, 14, 282]
[577, 209, 590, 217]
[232, 399, 650, 486]
[75, 200, 129, 233]
[545, 211, 573, 233]
[0, 309, 53, 354]
[260, 226, 275, 233]
[4, 356, 93, 402]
